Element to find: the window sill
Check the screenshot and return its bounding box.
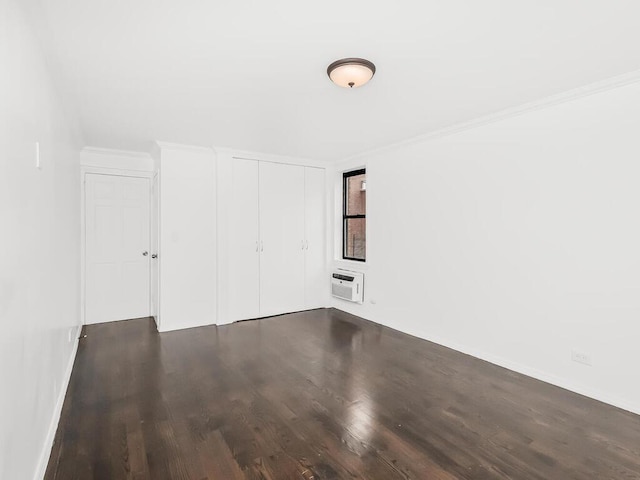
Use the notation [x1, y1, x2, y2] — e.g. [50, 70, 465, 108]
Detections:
[333, 258, 369, 271]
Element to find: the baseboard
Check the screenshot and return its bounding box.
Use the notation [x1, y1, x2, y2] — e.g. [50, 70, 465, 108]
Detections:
[462, 344, 640, 416]
[404, 328, 640, 417]
[33, 325, 81, 480]
[332, 307, 640, 416]
[216, 307, 331, 327]
[157, 320, 216, 332]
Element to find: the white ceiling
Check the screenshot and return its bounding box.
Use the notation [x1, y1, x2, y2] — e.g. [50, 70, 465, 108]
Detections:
[36, 0, 640, 162]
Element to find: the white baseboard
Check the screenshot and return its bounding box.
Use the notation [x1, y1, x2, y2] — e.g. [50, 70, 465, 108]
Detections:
[33, 325, 81, 480]
[404, 327, 640, 416]
[334, 308, 640, 417]
[157, 320, 216, 332]
[216, 307, 332, 328]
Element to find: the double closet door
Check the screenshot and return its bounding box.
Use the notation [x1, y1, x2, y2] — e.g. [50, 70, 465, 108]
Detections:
[228, 159, 325, 321]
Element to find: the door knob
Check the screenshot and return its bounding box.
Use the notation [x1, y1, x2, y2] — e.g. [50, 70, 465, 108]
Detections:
[151, 253, 158, 259]
[142, 251, 148, 256]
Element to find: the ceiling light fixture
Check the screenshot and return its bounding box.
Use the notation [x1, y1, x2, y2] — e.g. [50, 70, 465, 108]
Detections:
[327, 58, 376, 88]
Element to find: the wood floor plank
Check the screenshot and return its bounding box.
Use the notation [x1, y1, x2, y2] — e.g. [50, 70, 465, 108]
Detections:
[45, 309, 640, 479]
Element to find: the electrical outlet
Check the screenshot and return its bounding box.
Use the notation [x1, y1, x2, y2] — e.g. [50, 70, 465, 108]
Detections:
[572, 349, 592, 366]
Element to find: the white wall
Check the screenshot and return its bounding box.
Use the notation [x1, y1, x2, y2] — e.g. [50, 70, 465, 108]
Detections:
[0, 1, 82, 479]
[330, 80, 640, 414]
[158, 143, 216, 331]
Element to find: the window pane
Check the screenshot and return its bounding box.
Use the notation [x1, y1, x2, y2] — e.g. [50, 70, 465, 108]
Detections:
[346, 173, 366, 216]
[344, 218, 366, 260]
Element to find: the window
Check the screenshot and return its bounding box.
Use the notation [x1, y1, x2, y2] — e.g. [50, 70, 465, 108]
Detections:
[343, 169, 366, 261]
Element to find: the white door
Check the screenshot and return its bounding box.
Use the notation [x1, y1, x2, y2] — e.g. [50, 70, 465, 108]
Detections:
[259, 162, 305, 316]
[228, 159, 260, 321]
[85, 174, 150, 324]
[304, 167, 326, 309]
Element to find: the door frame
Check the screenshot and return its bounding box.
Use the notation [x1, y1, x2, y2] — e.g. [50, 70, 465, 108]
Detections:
[80, 166, 156, 326]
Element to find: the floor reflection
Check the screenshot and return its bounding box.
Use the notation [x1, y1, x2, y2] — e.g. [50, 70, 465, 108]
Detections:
[326, 316, 377, 455]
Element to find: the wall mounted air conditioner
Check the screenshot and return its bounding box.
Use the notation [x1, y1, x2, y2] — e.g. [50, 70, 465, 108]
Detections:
[331, 270, 364, 304]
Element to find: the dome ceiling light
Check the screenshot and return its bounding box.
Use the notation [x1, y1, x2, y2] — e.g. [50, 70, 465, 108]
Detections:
[327, 58, 376, 88]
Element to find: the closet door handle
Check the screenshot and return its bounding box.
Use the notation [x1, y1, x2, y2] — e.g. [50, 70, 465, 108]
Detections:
[255, 241, 259, 252]
[260, 241, 264, 252]
[305, 240, 309, 250]
[301, 240, 305, 250]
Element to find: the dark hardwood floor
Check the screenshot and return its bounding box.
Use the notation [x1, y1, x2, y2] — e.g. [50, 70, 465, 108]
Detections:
[45, 309, 640, 480]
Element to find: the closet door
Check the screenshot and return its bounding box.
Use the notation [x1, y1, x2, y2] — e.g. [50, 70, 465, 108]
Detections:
[304, 167, 326, 309]
[259, 162, 305, 316]
[228, 159, 260, 321]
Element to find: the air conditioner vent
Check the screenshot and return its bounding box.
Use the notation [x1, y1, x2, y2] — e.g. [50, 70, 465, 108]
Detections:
[331, 270, 364, 303]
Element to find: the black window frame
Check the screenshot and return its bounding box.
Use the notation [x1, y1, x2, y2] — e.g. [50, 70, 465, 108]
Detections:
[343, 168, 366, 262]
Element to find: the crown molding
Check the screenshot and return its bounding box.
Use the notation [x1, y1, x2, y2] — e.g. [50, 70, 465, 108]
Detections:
[80, 146, 155, 171]
[337, 68, 640, 166]
[81, 146, 152, 160]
